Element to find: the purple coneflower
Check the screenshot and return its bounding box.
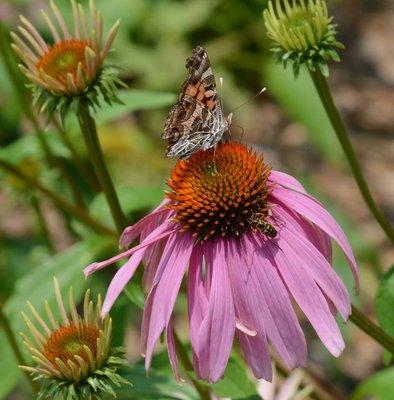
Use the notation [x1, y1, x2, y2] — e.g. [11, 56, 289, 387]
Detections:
[20, 278, 129, 399]
[11, 0, 123, 117]
[85, 141, 359, 383]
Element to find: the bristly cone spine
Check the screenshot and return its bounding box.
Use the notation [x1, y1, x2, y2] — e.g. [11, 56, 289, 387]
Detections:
[263, 0, 344, 77]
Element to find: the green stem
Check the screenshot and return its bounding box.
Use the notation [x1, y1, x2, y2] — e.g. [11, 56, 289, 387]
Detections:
[309, 69, 394, 244]
[173, 332, 211, 400]
[0, 304, 39, 394]
[29, 194, 55, 252]
[77, 102, 127, 234]
[350, 305, 394, 354]
[0, 158, 115, 236]
[52, 117, 100, 193]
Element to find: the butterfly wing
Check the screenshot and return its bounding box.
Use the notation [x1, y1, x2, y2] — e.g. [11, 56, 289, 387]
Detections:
[162, 46, 228, 158]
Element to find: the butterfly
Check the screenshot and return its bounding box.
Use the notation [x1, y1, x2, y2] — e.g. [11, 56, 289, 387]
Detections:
[162, 46, 232, 158]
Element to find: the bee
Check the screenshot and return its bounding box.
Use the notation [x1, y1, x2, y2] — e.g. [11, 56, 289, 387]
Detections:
[253, 219, 277, 238]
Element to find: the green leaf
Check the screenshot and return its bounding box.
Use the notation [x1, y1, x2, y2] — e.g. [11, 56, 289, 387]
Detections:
[117, 365, 198, 399]
[89, 185, 164, 230]
[263, 58, 343, 166]
[211, 354, 258, 398]
[0, 236, 112, 399]
[375, 266, 394, 336]
[351, 367, 394, 400]
[93, 89, 176, 124]
[0, 130, 69, 165]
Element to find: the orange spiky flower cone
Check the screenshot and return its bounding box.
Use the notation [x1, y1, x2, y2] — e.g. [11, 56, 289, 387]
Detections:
[11, 0, 125, 121]
[20, 278, 130, 399]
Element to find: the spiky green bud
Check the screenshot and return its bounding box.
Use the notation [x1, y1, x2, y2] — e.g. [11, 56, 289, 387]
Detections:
[263, 0, 344, 76]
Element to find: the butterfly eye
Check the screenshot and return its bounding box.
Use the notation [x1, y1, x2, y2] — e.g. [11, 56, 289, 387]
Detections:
[178, 109, 187, 119]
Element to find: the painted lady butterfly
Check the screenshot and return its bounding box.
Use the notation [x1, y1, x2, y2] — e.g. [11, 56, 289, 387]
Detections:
[162, 46, 232, 158]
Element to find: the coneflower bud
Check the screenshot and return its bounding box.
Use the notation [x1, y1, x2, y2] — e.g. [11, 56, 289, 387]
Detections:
[263, 0, 344, 76]
[20, 278, 130, 399]
[11, 0, 125, 121]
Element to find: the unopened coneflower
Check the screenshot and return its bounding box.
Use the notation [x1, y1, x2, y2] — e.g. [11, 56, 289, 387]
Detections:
[263, 0, 344, 76]
[11, 0, 124, 120]
[20, 278, 129, 399]
[85, 141, 359, 383]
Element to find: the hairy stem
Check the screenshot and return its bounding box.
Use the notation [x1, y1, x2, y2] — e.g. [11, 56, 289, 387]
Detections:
[174, 332, 211, 400]
[0, 159, 114, 236]
[77, 102, 127, 234]
[52, 117, 100, 193]
[309, 69, 394, 244]
[0, 304, 39, 394]
[350, 305, 394, 354]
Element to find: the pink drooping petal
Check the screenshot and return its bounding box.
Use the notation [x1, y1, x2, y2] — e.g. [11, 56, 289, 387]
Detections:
[140, 232, 183, 356]
[84, 221, 177, 276]
[279, 223, 350, 320]
[272, 201, 332, 263]
[140, 232, 185, 357]
[142, 238, 167, 292]
[119, 200, 171, 248]
[226, 239, 259, 334]
[269, 170, 307, 193]
[101, 247, 146, 316]
[187, 245, 207, 351]
[166, 318, 183, 383]
[242, 234, 307, 369]
[197, 240, 236, 383]
[139, 210, 171, 291]
[271, 185, 359, 291]
[267, 238, 345, 356]
[237, 331, 272, 381]
[187, 245, 208, 379]
[143, 232, 194, 370]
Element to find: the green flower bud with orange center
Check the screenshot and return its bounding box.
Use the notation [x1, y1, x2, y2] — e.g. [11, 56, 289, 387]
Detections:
[167, 142, 272, 241]
[20, 278, 130, 399]
[263, 0, 344, 77]
[11, 0, 125, 121]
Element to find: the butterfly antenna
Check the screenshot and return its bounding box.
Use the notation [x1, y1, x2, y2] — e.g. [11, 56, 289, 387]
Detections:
[238, 125, 245, 142]
[220, 76, 233, 140]
[229, 87, 267, 114]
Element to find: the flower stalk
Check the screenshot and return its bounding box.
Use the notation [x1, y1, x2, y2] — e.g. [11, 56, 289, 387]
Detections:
[309, 69, 394, 244]
[77, 101, 127, 234]
[0, 304, 39, 394]
[349, 305, 394, 354]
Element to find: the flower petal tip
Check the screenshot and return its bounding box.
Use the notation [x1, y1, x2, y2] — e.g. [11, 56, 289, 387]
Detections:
[84, 262, 98, 276]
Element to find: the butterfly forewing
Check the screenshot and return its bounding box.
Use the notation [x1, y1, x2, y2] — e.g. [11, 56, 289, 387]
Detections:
[162, 46, 229, 158]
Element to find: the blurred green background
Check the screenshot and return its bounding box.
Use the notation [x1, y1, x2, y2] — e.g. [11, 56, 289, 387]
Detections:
[0, 0, 393, 399]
